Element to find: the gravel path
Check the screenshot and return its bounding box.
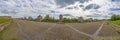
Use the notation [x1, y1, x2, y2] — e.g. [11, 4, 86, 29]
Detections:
[17, 20, 56, 40]
[17, 23, 32, 40]
[32, 24, 56, 40]
[92, 22, 105, 37]
[65, 24, 93, 38]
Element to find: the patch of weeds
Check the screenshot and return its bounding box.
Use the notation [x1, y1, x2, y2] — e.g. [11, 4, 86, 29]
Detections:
[7, 37, 17, 40]
[0, 21, 15, 40]
[0, 18, 11, 24]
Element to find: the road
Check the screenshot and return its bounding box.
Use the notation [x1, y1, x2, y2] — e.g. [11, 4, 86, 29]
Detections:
[3, 20, 120, 40]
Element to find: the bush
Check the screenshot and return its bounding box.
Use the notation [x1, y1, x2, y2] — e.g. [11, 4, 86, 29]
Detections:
[110, 14, 120, 21]
[110, 20, 120, 25]
[63, 18, 78, 23]
[8, 37, 16, 40]
[42, 15, 57, 22]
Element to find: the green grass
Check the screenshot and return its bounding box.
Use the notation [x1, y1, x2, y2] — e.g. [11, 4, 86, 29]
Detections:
[110, 20, 120, 25]
[0, 21, 14, 40]
[0, 18, 10, 24]
[7, 37, 16, 40]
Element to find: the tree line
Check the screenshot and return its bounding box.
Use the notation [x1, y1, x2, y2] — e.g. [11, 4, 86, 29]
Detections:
[23, 15, 100, 23]
[110, 14, 120, 21]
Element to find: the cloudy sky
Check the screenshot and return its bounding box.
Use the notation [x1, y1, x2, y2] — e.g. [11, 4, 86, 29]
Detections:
[0, 0, 120, 19]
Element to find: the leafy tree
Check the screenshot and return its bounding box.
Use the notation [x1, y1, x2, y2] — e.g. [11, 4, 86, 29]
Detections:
[34, 15, 42, 22]
[63, 18, 78, 23]
[63, 18, 70, 23]
[116, 15, 120, 20]
[70, 18, 78, 22]
[43, 15, 57, 22]
[110, 14, 120, 21]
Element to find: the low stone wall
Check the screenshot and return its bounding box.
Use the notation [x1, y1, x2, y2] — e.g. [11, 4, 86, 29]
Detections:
[0, 21, 11, 31]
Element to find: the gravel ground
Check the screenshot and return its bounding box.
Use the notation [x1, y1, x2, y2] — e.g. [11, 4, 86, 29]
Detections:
[3, 23, 25, 40]
[66, 22, 103, 35]
[98, 24, 120, 37]
[17, 20, 55, 37]
[3, 20, 120, 40]
[39, 24, 90, 40]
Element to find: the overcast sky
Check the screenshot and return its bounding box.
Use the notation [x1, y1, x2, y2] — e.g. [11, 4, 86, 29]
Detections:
[0, 0, 120, 19]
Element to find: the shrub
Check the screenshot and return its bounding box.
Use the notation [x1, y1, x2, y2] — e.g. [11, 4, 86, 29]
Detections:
[110, 14, 120, 21]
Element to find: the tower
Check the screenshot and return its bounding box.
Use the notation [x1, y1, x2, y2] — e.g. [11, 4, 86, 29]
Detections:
[37, 15, 42, 22]
[78, 17, 83, 23]
[58, 14, 63, 24]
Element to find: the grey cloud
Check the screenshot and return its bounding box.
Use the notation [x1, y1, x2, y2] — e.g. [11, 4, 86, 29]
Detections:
[102, 15, 110, 18]
[84, 4, 100, 11]
[0, 9, 18, 14]
[63, 14, 73, 17]
[108, 13, 114, 15]
[66, 6, 79, 9]
[86, 13, 102, 17]
[1, 9, 9, 14]
[66, 7, 73, 9]
[49, 10, 60, 13]
[55, 0, 90, 8]
[79, 5, 84, 7]
[93, 13, 102, 16]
